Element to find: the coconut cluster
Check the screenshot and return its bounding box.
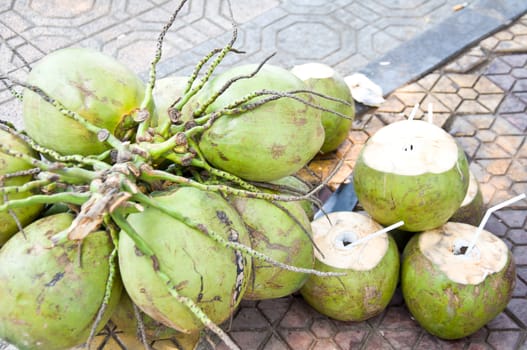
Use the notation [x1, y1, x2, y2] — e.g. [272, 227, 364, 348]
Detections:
[0, 23, 359, 349]
[331, 109, 515, 340]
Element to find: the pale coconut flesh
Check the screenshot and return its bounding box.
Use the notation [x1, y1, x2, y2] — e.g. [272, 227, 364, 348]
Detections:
[291, 62, 355, 153]
[401, 222, 515, 339]
[353, 119, 469, 232]
[450, 170, 485, 226]
[300, 212, 399, 321]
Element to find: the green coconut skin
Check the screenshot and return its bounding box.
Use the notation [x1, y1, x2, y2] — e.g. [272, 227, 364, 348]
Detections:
[0, 213, 122, 350]
[268, 175, 315, 219]
[118, 187, 252, 333]
[353, 145, 469, 232]
[185, 64, 325, 182]
[295, 70, 355, 153]
[401, 234, 516, 340]
[23, 47, 151, 156]
[450, 182, 485, 226]
[111, 292, 200, 349]
[229, 195, 314, 300]
[0, 128, 43, 246]
[300, 235, 399, 321]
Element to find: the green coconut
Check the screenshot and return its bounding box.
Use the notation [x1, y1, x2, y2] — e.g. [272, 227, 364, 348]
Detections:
[300, 212, 399, 321]
[0, 213, 122, 350]
[118, 187, 252, 333]
[0, 128, 43, 246]
[401, 222, 515, 339]
[111, 292, 200, 349]
[291, 62, 355, 153]
[23, 47, 150, 156]
[229, 193, 314, 300]
[353, 119, 469, 232]
[450, 170, 485, 226]
[183, 64, 325, 182]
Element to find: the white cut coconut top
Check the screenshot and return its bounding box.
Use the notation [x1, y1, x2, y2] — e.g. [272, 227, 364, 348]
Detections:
[311, 212, 389, 270]
[362, 120, 459, 176]
[460, 170, 479, 207]
[419, 222, 509, 285]
[291, 62, 336, 80]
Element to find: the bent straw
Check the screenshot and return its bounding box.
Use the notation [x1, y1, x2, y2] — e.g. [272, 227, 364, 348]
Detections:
[465, 193, 526, 256]
[346, 221, 405, 248]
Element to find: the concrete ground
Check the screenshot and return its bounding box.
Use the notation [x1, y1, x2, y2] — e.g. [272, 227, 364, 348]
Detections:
[0, 0, 526, 349]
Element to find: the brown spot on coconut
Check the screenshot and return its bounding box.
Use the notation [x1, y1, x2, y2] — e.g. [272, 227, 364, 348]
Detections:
[353, 119, 469, 232]
[300, 212, 399, 321]
[450, 170, 485, 226]
[401, 222, 515, 340]
[291, 62, 355, 153]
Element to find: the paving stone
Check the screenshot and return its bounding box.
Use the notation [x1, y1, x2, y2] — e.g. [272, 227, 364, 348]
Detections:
[421, 94, 451, 113]
[494, 135, 525, 155]
[361, 332, 393, 350]
[449, 117, 477, 137]
[487, 312, 521, 330]
[278, 329, 314, 349]
[392, 91, 426, 107]
[230, 307, 269, 330]
[279, 299, 316, 328]
[433, 92, 462, 111]
[310, 318, 336, 338]
[508, 160, 527, 184]
[458, 87, 478, 99]
[334, 327, 369, 349]
[456, 100, 489, 114]
[432, 75, 458, 93]
[512, 277, 527, 297]
[482, 214, 509, 236]
[485, 57, 513, 74]
[444, 54, 487, 74]
[498, 94, 527, 113]
[258, 297, 291, 324]
[496, 209, 527, 228]
[487, 73, 517, 91]
[488, 331, 522, 350]
[376, 95, 406, 113]
[217, 330, 269, 350]
[509, 229, 527, 244]
[417, 73, 441, 90]
[261, 335, 288, 350]
[501, 53, 527, 67]
[478, 159, 511, 176]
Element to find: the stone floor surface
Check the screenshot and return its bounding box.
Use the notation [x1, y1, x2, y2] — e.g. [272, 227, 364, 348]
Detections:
[0, 0, 526, 349]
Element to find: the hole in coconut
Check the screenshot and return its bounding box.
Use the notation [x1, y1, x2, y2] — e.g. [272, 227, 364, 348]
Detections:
[452, 238, 479, 258]
[403, 144, 414, 152]
[335, 231, 358, 250]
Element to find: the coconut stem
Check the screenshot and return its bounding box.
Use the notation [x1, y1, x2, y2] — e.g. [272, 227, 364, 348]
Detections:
[465, 193, 526, 256]
[111, 210, 241, 350]
[346, 221, 404, 248]
[0, 192, 90, 213]
[86, 219, 119, 348]
[137, 0, 190, 140]
[408, 103, 419, 121]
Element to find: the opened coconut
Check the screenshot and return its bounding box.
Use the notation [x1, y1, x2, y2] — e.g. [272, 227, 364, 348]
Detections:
[353, 119, 469, 232]
[401, 222, 515, 339]
[300, 212, 399, 321]
[450, 170, 484, 226]
[291, 62, 355, 153]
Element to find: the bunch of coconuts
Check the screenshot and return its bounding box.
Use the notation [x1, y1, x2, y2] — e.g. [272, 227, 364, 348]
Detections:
[0, 2, 364, 349]
[305, 103, 521, 341]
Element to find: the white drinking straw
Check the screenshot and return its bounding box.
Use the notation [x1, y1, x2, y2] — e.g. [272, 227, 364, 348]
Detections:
[408, 103, 419, 121]
[346, 221, 405, 248]
[465, 193, 526, 255]
[427, 103, 433, 123]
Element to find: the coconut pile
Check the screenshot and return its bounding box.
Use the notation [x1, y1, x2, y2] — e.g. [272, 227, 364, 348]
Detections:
[0, 1, 522, 349]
